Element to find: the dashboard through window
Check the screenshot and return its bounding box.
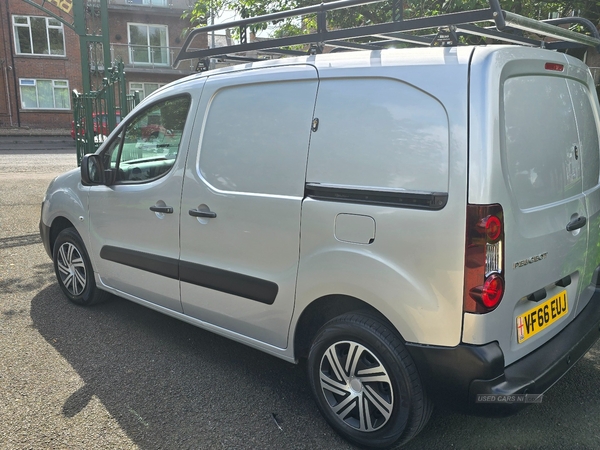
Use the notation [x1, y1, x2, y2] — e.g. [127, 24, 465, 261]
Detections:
[105, 95, 191, 184]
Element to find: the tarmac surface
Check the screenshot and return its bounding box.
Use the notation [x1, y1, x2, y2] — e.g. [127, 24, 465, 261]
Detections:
[0, 135, 75, 152]
[1, 143, 600, 449]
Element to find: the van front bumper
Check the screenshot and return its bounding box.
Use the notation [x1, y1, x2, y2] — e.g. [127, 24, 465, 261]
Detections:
[406, 291, 600, 406]
[39, 205, 52, 259]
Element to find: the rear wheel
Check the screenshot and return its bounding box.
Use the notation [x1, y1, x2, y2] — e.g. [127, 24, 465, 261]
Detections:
[307, 313, 432, 449]
[52, 228, 109, 306]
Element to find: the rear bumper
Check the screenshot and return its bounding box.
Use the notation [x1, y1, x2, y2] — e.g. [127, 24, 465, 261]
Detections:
[407, 290, 600, 406]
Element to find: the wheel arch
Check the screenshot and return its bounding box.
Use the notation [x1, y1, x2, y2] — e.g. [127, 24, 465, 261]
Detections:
[293, 294, 403, 359]
[49, 216, 76, 254]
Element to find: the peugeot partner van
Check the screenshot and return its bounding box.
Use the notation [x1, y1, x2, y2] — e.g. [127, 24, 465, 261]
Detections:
[40, 43, 600, 448]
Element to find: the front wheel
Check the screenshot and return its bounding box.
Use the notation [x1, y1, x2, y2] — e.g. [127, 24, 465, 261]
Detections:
[307, 313, 432, 449]
[52, 228, 109, 306]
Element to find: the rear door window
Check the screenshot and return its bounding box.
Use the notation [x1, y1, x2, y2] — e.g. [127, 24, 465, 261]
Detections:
[503, 76, 582, 210]
[567, 79, 600, 192]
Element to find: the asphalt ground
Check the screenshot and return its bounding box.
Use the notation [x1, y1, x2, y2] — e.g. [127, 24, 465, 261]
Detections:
[1, 146, 600, 449]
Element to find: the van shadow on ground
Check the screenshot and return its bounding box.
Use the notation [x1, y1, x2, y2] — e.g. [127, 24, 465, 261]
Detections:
[29, 285, 352, 449]
[30, 285, 600, 450]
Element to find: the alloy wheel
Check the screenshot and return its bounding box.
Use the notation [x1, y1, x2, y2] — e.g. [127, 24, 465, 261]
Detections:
[56, 242, 87, 296]
[319, 340, 394, 432]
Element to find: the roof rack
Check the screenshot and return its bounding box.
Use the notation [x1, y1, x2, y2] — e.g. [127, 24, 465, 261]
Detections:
[173, 0, 600, 69]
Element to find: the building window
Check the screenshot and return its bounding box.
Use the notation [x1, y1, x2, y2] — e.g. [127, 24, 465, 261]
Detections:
[130, 82, 166, 100]
[128, 23, 169, 66]
[13, 16, 65, 56]
[19, 79, 70, 109]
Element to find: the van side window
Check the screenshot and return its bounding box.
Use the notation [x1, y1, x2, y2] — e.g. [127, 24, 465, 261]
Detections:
[199, 80, 317, 196]
[503, 76, 581, 209]
[306, 78, 449, 193]
[567, 80, 600, 192]
[105, 95, 191, 184]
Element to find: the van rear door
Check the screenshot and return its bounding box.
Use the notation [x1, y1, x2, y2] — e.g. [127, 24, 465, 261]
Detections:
[566, 77, 600, 315]
[465, 48, 600, 366]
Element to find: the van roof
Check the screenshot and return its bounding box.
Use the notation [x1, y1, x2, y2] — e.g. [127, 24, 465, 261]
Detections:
[168, 45, 590, 90]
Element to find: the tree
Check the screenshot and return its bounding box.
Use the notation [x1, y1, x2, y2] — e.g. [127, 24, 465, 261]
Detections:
[182, 0, 600, 42]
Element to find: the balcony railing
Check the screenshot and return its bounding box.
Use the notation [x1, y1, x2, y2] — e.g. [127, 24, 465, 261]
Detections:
[110, 43, 198, 72]
[129, 43, 170, 66]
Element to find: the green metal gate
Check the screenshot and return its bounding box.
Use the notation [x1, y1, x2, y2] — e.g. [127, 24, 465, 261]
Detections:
[72, 61, 139, 165]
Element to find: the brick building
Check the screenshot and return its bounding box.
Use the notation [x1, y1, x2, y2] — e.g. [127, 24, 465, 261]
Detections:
[104, 0, 202, 101]
[0, 0, 82, 129]
[0, 0, 204, 130]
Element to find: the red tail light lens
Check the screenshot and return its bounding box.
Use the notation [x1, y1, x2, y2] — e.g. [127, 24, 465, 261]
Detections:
[482, 274, 504, 308]
[545, 62, 564, 72]
[464, 204, 505, 313]
[484, 215, 502, 242]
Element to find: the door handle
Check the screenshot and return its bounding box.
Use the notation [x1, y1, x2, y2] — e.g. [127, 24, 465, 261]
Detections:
[566, 216, 587, 232]
[189, 209, 217, 218]
[149, 205, 173, 214]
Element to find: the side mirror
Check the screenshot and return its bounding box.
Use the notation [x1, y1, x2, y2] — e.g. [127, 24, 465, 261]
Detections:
[81, 154, 105, 185]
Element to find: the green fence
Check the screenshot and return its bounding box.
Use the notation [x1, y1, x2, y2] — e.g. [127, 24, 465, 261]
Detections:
[72, 61, 140, 165]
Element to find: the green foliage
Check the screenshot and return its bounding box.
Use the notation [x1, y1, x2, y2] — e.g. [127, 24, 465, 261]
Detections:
[182, 0, 600, 39]
[182, 0, 297, 33]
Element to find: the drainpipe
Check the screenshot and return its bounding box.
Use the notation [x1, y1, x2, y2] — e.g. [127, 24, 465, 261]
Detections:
[2, 60, 13, 126]
[4, 0, 20, 127]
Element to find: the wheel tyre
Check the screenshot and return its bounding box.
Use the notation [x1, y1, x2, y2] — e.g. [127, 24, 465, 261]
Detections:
[308, 313, 432, 449]
[52, 228, 109, 306]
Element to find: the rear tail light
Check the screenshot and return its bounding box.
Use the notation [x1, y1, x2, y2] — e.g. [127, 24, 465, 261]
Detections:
[464, 204, 505, 313]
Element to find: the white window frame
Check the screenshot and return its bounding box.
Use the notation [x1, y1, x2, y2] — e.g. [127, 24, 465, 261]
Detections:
[13, 15, 66, 56]
[128, 0, 168, 5]
[19, 79, 70, 110]
[129, 82, 167, 100]
[127, 23, 169, 66]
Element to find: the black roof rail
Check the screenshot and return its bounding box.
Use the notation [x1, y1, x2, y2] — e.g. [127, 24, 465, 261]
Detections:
[174, 0, 600, 69]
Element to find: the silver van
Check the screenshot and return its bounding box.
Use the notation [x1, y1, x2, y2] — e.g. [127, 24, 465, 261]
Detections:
[40, 5, 600, 448]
